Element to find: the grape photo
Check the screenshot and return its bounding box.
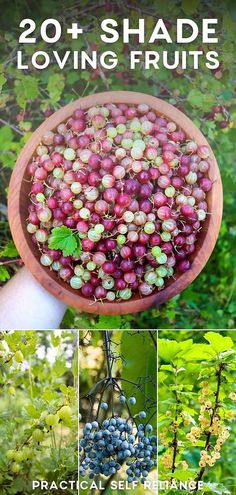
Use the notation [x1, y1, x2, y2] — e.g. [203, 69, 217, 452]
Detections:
[79, 330, 157, 494]
[0, 330, 78, 495]
[158, 330, 236, 494]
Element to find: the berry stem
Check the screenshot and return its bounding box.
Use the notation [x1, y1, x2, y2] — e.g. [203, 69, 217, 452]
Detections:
[114, 379, 138, 428]
[0, 118, 25, 136]
[0, 258, 21, 266]
[193, 362, 224, 490]
[171, 388, 180, 475]
[148, 330, 157, 349]
[104, 331, 113, 380]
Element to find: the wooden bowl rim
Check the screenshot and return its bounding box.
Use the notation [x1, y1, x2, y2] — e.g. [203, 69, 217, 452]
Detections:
[8, 91, 223, 315]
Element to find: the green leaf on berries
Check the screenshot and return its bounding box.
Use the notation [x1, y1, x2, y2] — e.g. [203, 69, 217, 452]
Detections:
[48, 226, 81, 257]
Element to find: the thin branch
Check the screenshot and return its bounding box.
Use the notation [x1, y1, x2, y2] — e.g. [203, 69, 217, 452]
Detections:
[0, 258, 21, 266]
[148, 330, 157, 349]
[0, 118, 25, 136]
[171, 388, 179, 475]
[104, 331, 113, 380]
[194, 362, 224, 488]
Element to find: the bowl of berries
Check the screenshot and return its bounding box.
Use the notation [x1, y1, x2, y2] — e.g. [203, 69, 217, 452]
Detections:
[8, 91, 223, 314]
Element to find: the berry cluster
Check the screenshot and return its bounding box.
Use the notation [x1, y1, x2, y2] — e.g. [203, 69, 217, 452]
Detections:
[26, 102, 213, 301]
[5, 405, 73, 474]
[161, 451, 189, 472]
[185, 380, 231, 469]
[6, 447, 33, 474]
[199, 426, 230, 468]
[204, 105, 230, 129]
[79, 415, 156, 483]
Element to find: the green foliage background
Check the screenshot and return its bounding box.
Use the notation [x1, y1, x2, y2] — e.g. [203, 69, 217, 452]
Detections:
[0, 0, 236, 329]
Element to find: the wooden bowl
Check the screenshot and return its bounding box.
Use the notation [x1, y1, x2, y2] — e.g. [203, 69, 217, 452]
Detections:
[8, 91, 223, 315]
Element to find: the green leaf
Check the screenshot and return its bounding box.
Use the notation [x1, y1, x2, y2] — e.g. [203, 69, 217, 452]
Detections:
[53, 359, 66, 377]
[0, 126, 14, 151]
[25, 404, 40, 419]
[72, 352, 78, 379]
[0, 73, 6, 92]
[158, 339, 193, 362]
[204, 332, 233, 353]
[50, 334, 60, 347]
[158, 371, 168, 383]
[15, 76, 39, 108]
[0, 266, 10, 281]
[184, 344, 215, 361]
[181, 0, 198, 14]
[187, 89, 204, 108]
[41, 388, 58, 402]
[202, 482, 230, 494]
[48, 226, 81, 257]
[47, 73, 65, 104]
[0, 241, 18, 258]
[172, 469, 195, 481]
[160, 364, 174, 372]
[158, 339, 180, 361]
[96, 315, 122, 329]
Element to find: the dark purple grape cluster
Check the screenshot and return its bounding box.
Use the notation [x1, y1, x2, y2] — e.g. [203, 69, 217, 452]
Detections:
[79, 416, 157, 483]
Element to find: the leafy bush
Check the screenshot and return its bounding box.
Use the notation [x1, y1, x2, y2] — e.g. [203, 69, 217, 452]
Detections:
[158, 330, 236, 494]
[0, 1, 235, 328]
[0, 330, 78, 494]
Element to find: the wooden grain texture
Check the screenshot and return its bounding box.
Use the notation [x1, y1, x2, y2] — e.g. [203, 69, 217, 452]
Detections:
[8, 91, 223, 315]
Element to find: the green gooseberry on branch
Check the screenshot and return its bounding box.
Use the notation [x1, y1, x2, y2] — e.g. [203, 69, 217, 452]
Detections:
[58, 405, 72, 422]
[11, 462, 20, 473]
[0, 341, 5, 351]
[14, 451, 24, 463]
[32, 429, 44, 443]
[6, 449, 15, 460]
[22, 447, 33, 460]
[45, 413, 59, 428]
[14, 350, 24, 363]
[8, 386, 15, 396]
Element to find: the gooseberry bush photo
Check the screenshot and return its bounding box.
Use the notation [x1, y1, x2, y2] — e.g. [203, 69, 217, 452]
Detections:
[0, 330, 78, 495]
[158, 330, 236, 495]
[79, 330, 157, 495]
